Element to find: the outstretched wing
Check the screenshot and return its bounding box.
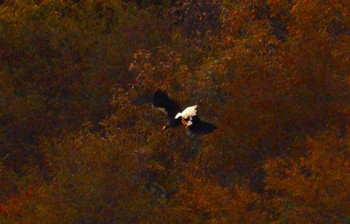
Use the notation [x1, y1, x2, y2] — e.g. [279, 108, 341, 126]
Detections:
[188, 116, 217, 134]
[152, 89, 181, 119]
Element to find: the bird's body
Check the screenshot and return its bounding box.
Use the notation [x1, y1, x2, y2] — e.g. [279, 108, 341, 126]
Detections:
[153, 89, 216, 135]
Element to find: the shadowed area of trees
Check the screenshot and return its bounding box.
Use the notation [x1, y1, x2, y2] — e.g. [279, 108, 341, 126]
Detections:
[1, 0, 350, 223]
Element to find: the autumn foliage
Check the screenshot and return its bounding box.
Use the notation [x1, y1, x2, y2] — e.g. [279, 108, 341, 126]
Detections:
[1, 0, 350, 223]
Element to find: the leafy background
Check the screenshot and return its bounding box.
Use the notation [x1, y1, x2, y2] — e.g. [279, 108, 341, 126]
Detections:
[0, 0, 349, 223]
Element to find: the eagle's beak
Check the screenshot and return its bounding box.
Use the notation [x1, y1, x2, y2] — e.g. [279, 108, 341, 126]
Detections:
[182, 119, 187, 125]
[162, 125, 167, 131]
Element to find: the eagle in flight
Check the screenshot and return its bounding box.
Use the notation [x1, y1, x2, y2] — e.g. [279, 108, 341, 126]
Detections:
[152, 89, 216, 135]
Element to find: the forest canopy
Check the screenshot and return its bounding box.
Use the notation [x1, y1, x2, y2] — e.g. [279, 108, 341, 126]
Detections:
[0, 0, 350, 223]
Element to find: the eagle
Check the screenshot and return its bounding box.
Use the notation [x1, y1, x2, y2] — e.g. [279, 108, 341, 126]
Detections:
[152, 89, 216, 134]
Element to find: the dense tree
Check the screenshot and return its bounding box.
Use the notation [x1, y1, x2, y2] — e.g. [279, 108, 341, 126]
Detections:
[265, 130, 350, 223]
[1, 0, 350, 223]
